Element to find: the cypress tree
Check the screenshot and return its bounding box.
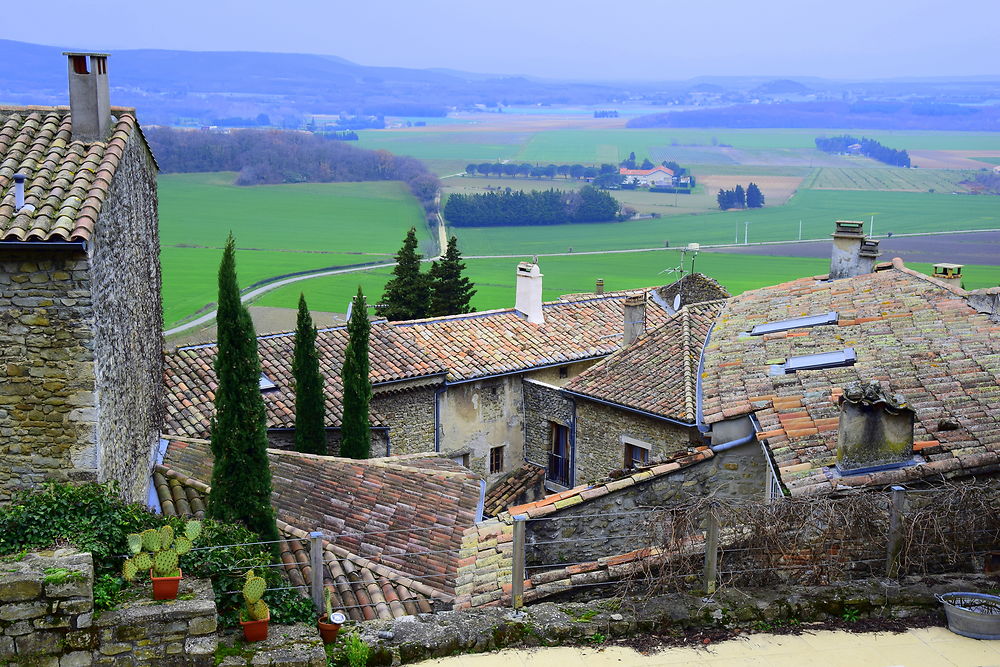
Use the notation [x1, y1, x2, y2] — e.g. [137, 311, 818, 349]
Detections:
[428, 236, 477, 317]
[207, 233, 279, 545]
[340, 287, 372, 459]
[381, 227, 429, 321]
[292, 293, 326, 455]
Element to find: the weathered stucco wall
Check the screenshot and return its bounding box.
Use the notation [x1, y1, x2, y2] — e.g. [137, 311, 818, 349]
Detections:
[573, 399, 695, 484]
[87, 129, 164, 503]
[374, 384, 437, 455]
[439, 376, 525, 484]
[525, 442, 767, 567]
[0, 251, 96, 503]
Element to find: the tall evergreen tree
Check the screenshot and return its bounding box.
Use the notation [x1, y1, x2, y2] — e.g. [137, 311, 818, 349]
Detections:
[292, 293, 326, 455]
[207, 234, 279, 545]
[733, 184, 746, 209]
[381, 227, 429, 321]
[340, 287, 372, 459]
[746, 182, 765, 209]
[428, 236, 477, 317]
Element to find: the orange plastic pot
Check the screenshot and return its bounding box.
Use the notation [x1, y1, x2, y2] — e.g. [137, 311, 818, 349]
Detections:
[317, 612, 346, 644]
[241, 613, 270, 642]
[150, 568, 182, 601]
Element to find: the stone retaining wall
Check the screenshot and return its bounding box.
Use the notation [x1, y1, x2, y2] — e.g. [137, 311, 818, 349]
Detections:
[0, 549, 217, 666]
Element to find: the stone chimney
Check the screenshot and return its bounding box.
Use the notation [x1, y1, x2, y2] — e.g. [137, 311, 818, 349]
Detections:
[836, 381, 915, 473]
[595, 279, 605, 295]
[514, 261, 544, 325]
[623, 293, 646, 346]
[63, 52, 112, 142]
[830, 220, 880, 280]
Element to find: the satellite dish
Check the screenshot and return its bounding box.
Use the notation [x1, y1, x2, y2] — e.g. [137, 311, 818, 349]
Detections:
[673, 294, 681, 310]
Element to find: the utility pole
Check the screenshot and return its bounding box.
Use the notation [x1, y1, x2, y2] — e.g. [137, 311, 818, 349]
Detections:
[744, 221, 750, 245]
[735, 221, 739, 244]
[799, 220, 802, 241]
[871, 214, 876, 238]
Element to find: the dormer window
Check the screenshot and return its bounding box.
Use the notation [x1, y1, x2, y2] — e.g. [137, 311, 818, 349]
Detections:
[771, 348, 856, 375]
[259, 373, 277, 392]
[750, 311, 839, 336]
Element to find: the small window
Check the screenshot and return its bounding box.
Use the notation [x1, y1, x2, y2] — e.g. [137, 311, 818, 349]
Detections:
[778, 348, 856, 374]
[558, 366, 569, 379]
[452, 453, 470, 469]
[259, 373, 277, 392]
[548, 423, 571, 486]
[489, 446, 504, 475]
[624, 443, 649, 469]
[750, 311, 838, 336]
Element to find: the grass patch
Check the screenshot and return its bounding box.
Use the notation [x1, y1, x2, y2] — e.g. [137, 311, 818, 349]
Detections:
[450, 189, 1000, 256]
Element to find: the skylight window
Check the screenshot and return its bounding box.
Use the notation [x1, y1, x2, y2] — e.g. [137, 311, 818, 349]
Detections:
[751, 311, 839, 336]
[772, 348, 856, 375]
[259, 373, 277, 392]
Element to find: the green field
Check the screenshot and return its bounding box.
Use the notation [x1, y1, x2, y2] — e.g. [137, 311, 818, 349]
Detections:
[355, 128, 1000, 165]
[252, 251, 1000, 315]
[158, 173, 429, 326]
[809, 168, 976, 192]
[450, 189, 1000, 256]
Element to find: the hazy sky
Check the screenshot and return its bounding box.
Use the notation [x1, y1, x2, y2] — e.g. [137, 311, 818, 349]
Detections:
[5, 0, 998, 80]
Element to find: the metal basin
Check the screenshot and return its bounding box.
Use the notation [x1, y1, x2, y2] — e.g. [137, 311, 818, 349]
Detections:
[937, 592, 1000, 640]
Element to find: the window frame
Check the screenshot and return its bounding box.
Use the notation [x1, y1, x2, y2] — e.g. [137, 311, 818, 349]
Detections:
[621, 435, 652, 470]
[489, 445, 504, 475]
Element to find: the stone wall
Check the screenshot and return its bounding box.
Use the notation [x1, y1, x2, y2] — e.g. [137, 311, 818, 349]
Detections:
[453, 519, 514, 611]
[373, 384, 437, 455]
[0, 549, 95, 666]
[87, 129, 163, 504]
[0, 548, 218, 666]
[0, 250, 96, 503]
[522, 379, 574, 482]
[525, 442, 767, 568]
[573, 399, 696, 483]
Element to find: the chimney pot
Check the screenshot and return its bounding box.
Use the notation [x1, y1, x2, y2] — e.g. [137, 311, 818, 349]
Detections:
[514, 261, 544, 325]
[63, 52, 112, 142]
[830, 220, 878, 279]
[623, 293, 646, 346]
[595, 279, 604, 295]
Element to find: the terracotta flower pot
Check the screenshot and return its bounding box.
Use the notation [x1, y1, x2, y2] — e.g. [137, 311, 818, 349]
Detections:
[150, 568, 182, 601]
[241, 613, 270, 643]
[317, 612, 346, 644]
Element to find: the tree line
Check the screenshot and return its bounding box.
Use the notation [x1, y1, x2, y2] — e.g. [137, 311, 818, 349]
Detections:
[144, 126, 440, 215]
[717, 183, 765, 210]
[443, 186, 624, 227]
[465, 162, 615, 180]
[814, 135, 911, 167]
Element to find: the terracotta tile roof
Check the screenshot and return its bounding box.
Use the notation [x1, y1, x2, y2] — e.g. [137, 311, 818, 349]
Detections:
[390, 291, 674, 382]
[0, 106, 147, 242]
[163, 290, 673, 436]
[483, 463, 546, 517]
[619, 166, 674, 176]
[163, 322, 448, 438]
[563, 300, 725, 422]
[700, 259, 1000, 495]
[152, 465, 441, 619]
[160, 438, 482, 594]
[504, 447, 715, 519]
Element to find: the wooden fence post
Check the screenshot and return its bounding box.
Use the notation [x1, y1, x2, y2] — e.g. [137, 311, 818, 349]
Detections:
[886, 486, 906, 578]
[511, 517, 526, 610]
[309, 531, 324, 614]
[703, 505, 719, 595]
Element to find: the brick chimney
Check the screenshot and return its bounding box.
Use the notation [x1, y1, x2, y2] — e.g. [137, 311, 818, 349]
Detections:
[830, 220, 880, 280]
[63, 52, 112, 142]
[836, 381, 914, 473]
[514, 261, 544, 325]
[623, 293, 646, 346]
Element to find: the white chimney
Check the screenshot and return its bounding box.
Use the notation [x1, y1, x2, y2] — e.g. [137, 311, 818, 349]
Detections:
[63, 52, 112, 142]
[514, 261, 544, 325]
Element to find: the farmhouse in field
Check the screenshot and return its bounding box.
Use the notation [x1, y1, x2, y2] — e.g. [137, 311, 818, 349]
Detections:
[619, 165, 674, 186]
[0, 53, 162, 504]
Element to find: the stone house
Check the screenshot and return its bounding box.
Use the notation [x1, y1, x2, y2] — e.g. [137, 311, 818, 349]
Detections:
[163, 261, 678, 484]
[0, 53, 162, 503]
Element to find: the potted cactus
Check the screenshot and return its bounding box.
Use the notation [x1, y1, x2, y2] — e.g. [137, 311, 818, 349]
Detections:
[240, 569, 270, 642]
[317, 586, 346, 643]
[122, 520, 201, 600]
